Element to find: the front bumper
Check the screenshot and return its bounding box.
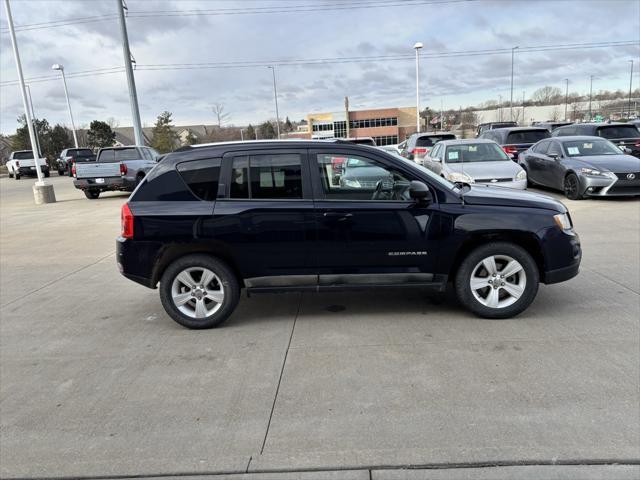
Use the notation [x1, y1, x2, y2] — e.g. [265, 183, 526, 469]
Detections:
[74, 176, 135, 192]
[539, 227, 582, 285]
[581, 173, 640, 197]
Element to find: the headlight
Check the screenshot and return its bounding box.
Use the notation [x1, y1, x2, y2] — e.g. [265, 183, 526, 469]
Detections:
[580, 167, 608, 177]
[446, 172, 475, 183]
[515, 169, 527, 181]
[553, 213, 573, 231]
[342, 178, 361, 188]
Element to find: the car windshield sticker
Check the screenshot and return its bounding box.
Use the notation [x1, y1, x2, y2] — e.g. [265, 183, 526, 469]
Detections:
[584, 143, 593, 149]
[448, 151, 459, 160]
[567, 147, 580, 155]
[468, 146, 477, 152]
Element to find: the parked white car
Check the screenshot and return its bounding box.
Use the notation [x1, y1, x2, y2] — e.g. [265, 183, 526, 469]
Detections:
[422, 139, 527, 189]
[6, 150, 49, 180]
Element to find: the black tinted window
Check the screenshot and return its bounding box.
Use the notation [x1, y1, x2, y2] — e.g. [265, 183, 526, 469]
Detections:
[554, 126, 575, 136]
[230, 154, 302, 199]
[98, 150, 115, 162]
[532, 140, 550, 154]
[115, 149, 142, 161]
[416, 135, 455, 147]
[176, 158, 221, 201]
[596, 125, 640, 139]
[68, 149, 93, 157]
[13, 151, 34, 160]
[506, 130, 550, 144]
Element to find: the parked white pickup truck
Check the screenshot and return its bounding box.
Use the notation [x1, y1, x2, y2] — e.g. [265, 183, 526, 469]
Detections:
[6, 150, 50, 180]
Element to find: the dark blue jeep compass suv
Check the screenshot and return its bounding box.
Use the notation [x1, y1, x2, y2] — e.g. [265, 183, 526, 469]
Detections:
[117, 140, 581, 329]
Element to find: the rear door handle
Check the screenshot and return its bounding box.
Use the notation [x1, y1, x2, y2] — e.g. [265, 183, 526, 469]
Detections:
[323, 212, 353, 219]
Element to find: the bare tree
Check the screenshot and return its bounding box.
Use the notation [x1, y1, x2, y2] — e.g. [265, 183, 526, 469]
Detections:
[531, 86, 563, 105]
[550, 107, 560, 122]
[212, 103, 231, 127]
[106, 117, 120, 128]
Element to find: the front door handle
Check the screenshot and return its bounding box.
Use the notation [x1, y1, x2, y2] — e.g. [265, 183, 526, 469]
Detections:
[323, 212, 353, 220]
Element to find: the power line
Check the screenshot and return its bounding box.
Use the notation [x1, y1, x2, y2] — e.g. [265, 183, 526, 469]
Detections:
[1, 40, 637, 86]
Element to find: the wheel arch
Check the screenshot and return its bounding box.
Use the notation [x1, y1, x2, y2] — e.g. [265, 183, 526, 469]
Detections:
[151, 243, 244, 288]
[448, 231, 545, 283]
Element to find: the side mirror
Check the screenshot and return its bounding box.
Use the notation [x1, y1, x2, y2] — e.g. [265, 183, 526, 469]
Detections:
[432, 157, 441, 163]
[409, 180, 431, 202]
[548, 153, 559, 160]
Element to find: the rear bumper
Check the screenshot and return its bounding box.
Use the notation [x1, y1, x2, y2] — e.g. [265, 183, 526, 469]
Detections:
[74, 176, 135, 192]
[116, 237, 162, 289]
[18, 165, 49, 175]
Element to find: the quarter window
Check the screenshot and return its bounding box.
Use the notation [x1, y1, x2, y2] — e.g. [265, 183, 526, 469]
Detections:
[176, 158, 221, 201]
[230, 154, 303, 199]
[317, 154, 411, 201]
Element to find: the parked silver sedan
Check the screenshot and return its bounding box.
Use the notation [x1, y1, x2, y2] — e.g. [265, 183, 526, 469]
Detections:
[422, 139, 527, 189]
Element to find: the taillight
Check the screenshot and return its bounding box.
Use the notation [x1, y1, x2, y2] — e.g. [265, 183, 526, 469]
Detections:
[503, 146, 518, 156]
[121, 203, 134, 239]
[635, 140, 640, 148]
[412, 147, 428, 156]
[71, 163, 76, 177]
[120, 163, 128, 176]
[15, 161, 19, 167]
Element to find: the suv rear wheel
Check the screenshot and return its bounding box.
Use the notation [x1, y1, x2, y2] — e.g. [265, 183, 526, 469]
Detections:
[159, 254, 240, 329]
[454, 242, 539, 319]
[84, 190, 100, 199]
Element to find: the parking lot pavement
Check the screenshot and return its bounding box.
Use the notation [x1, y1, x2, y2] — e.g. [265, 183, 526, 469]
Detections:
[1, 176, 638, 478]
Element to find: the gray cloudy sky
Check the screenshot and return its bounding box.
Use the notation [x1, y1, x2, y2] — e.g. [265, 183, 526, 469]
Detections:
[1, 0, 639, 134]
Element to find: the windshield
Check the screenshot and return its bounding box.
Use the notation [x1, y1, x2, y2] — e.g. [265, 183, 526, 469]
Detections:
[596, 125, 640, 139]
[416, 134, 456, 147]
[445, 143, 510, 163]
[506, 130, 550, 144]
[13, 151, 34, 160]
[562, 139, 623, 156]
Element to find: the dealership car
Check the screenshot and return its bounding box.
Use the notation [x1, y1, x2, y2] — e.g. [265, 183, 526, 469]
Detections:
[400, 132, 456, 163]
[553, 122, 640, 158]
[476, 121, 517, 137]
[422, 139, 527, 189]
[518, 136, 640, 199]
[535, 121, 572, 132]
[117, 140, 581, 329]
[56, 148, 96, 176]
[479, 127, 551, 160]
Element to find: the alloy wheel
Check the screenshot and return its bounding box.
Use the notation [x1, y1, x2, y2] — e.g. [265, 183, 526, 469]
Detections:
[470, 255, 527, 309]
[171, 267, 225, 319]
[564, 175, 579, 199]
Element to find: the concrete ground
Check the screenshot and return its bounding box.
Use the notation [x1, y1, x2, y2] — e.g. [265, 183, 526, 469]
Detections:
[1, 175, 638, 479]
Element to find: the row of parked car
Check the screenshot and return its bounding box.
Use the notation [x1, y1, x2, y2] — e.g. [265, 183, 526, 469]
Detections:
[368, 121, 640, 200]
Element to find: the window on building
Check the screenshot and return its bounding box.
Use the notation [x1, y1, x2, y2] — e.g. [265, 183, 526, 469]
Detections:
[230, 154, 303, 199]
[372, 135, 399, 146]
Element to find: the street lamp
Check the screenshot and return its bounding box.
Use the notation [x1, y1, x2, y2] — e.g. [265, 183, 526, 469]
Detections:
[628, 60, 634, 119]
[509, 46, 519, 122]
[413, 42, 423, 132]
[267, 66, 281, 139]
[51, 64, 79, 147]
[25, 85, 42, 158]
[564, 79, 569, 121]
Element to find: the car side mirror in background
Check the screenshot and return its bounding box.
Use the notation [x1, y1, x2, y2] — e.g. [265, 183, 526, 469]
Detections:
[548, 153, 559, 160]
[409, 180, 431, 203]
[432, 157, 441, 163]
[620, 146, 632, 154]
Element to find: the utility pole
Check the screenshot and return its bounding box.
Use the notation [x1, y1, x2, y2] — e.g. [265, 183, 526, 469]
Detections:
[564, 79, 569, 121]
[628, 60, 634, 118]
[25, 85, 42, 157]
[522, 91, 525, 123]
[588, 75, 594, 121]
[4, 0, 55, 203]
[413, 42, 423, 133]
[498, 94, 502, 122]
[344, 96, 350, 138]
[267, 66, 280, 139]
[510, 46, 519, 121]
[116, 0, 144, 146]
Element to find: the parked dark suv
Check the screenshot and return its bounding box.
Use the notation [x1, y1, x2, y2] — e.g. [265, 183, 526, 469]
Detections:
[553, 123, 640, 158]
[479, 127, 551, 160]
[117, 141, 581, 329]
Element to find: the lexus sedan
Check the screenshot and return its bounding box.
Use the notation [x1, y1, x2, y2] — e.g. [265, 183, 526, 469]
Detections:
[422, 139, 527, 189]
[519, 136, 640, 199]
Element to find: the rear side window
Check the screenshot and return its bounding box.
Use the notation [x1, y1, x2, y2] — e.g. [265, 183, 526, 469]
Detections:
[596, 125, 640, 139]
[416, 135, 455, 147]
[506, 130, 550, 144]
[177, 159, 221, 201]
[230, 154, 303, 199]
[554, 126, 575, 136]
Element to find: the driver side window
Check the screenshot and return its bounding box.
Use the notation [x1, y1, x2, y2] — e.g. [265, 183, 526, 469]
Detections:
[316, 153, 412, 201]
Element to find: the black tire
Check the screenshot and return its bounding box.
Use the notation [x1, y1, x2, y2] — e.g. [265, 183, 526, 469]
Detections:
[454, 242, 539, 319]
[15, 173, 20, 180]
[159, 254, 240, 329]
[84, 190, 100, 199]
[136, 173, 145, 185]
[8, 172, 13, 178]
[58, 169, 65, 176]
[44, 170, 50, 178]
[563, 173, 583, 200]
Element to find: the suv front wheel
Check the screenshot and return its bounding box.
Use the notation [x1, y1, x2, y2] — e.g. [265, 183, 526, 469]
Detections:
[455, 242, 539, 319]
[159, 254, 240, 329]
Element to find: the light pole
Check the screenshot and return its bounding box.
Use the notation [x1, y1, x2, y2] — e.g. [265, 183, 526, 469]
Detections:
[4, 0, 55, 203]
[498, 94, 503, 122]
[240, 128, 244, 141]
[267, 66, 281, 139]
[510, 46, 519, 121]
[564, 79, 569, 121]
[588, 75, 594, 121]
[25, 85, 42, 157]
[51, 64, 79, 148]
[413, 42, 423, 132]
[628, 60, 634, 119]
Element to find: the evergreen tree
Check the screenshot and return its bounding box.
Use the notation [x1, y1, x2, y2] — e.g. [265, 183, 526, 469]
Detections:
[87, 120, 116, 149]
[151, 111, 178, 153]
[47, 125, 72, 157]
[246, 124, 256, 140]
[284, 116, 293, 133]
[258, 121, 277, 139]
[183, 130, 197, 146]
